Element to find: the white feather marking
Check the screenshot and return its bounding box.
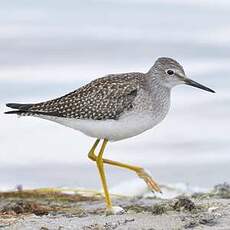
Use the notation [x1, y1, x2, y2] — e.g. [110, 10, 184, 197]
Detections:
[33, 108, 168, 142]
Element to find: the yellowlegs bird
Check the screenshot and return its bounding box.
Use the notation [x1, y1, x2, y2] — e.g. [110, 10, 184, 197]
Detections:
[5, 57, 215, 214]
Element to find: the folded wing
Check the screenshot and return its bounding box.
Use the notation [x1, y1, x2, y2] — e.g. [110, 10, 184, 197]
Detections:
[5, 73, 144, 120]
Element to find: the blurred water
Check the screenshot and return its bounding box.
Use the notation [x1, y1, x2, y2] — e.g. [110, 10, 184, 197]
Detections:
[0, 0, 229, 192]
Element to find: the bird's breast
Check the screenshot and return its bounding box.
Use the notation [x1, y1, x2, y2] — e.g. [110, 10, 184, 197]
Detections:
[132, 88, 171, 126]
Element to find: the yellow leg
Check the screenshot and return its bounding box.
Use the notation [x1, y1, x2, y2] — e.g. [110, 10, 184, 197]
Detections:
[88, 139, 161, 193]
[88, 139, 100, 157]
[91, 139, 112, 210]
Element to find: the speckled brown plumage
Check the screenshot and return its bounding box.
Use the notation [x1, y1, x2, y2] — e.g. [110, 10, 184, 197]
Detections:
[11, 73, 147, 120]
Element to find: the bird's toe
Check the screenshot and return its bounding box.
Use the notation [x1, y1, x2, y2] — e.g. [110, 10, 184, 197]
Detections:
[106, 206, 125, 215]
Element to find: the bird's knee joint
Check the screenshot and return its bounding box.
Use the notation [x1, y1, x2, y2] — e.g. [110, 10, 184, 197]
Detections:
[88, 153, 97, 161]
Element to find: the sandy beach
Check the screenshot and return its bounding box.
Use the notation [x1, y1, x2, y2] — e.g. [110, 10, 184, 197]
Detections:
[0, 183, 229, 230]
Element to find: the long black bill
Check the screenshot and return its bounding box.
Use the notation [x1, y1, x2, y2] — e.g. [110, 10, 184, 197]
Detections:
[184, 78, 215, 93]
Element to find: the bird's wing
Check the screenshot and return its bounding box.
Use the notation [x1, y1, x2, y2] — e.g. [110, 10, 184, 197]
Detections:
[6, 73, 145, 120]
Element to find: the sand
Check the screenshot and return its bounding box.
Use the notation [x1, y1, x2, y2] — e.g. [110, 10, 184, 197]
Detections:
[0, 184, 230, 230]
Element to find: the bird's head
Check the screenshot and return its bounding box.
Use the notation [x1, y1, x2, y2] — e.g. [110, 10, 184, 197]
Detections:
[150, 57, 215, 93]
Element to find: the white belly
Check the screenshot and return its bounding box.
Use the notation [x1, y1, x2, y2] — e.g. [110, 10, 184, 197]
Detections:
[36, 111, 163, 142]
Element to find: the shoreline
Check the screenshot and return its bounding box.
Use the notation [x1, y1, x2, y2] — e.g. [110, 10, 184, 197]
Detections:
[0, 184, 230, 229]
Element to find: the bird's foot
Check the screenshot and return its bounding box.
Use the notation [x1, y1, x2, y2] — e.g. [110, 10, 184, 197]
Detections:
[136, 168, 162, 193]
[106, 206, 125, 215]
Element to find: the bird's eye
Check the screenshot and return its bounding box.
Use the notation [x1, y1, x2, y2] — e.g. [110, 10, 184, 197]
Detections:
[166, 69, 174, 75]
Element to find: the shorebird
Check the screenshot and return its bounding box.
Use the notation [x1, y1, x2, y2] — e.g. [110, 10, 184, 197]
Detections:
[5, 57, 215, 214]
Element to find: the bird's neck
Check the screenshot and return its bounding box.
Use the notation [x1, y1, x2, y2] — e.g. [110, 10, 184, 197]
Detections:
[148, 76, 171, 99]
[147, 76, 171, 120]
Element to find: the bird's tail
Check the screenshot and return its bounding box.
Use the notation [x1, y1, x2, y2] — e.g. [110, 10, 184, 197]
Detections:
[5, 102, 59, 117]
[5, 103, 34, 115]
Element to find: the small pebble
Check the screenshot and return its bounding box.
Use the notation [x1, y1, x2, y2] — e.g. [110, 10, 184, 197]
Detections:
[208, 206, 219, 213]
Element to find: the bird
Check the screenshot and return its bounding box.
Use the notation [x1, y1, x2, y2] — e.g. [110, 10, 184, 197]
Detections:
[5, 57, 215, 214]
